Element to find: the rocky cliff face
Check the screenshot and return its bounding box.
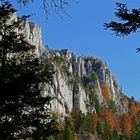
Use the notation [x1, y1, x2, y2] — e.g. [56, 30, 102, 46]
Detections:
[21, 20, 43, 56]
[18, 16, 129, 116]
[11, 13, 43, 56]
[43, 49, 129, 116]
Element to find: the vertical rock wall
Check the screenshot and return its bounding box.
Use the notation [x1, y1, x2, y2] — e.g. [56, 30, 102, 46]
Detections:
[43, 49, 129, 115]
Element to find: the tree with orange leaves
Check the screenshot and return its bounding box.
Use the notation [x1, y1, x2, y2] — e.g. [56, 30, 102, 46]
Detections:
[122, 114, 132, 136]
[129, 101, 138, 118]
[91, 113, 98, 129]
[100, 83, 111, 101]
[100, 111, 115, 133]
[129, 105, 137, 117]
[105, 112, 116, 132]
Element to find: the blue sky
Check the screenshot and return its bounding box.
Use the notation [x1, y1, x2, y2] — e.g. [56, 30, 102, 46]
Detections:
[13, 0, 140, 101]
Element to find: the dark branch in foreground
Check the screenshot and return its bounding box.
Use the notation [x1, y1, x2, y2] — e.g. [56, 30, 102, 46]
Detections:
[136, 48, 140, 53]
[104, 2, 140, 36]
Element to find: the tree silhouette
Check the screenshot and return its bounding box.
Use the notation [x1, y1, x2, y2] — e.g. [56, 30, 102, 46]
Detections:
[0, 1, 58, 139]
[104, 2, 140, 51]
[104, 3, 140, 36]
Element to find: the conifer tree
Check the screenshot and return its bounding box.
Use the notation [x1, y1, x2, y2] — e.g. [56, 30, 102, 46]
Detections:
[64, 117, 75, 140]
[104, 3, 140, 36]
[104, 2, 140, 52]
[96, 120, 102, 136]
[103, 120, 111, 140]
[0, 1, 58, 139]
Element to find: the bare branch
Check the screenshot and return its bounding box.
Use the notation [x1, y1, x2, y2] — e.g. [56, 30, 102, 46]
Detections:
[16, 0, 75, 18]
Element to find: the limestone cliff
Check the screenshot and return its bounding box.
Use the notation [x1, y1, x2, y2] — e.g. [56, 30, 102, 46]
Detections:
[17, 15, 130, 116]
[10, 13, 43, 56]
[3, 10, 140, 140]
[21, 20, 43, 56]
[43, 49, 129, 116]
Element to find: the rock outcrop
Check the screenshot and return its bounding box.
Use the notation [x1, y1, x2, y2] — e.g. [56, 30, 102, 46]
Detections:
[10, 12, 43, 56]
[43, 49, 129, 116]
[21, 20, 43, 56]
[16, 14, 130, 116]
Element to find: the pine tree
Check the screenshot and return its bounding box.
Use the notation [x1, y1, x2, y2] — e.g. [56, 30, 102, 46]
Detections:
[134, 125, 140, 139]
[104, 2, 140, 36]
[112, 129, 119, 140]
[96, 120, 102, 136]
[104, 2, 140, 52]
[103, 120, 111, 140]
[64, 117, 76, 140]
[0, 1, 58, 139]
[82, 114, 95, 134]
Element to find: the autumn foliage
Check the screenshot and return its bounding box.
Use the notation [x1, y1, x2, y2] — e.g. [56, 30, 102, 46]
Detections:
[105, 112, 115, 132]
[91, 113, 98, 129]
[100, 83, 111, 101]
[129, 101, 138, 117]
[124, 114, 132, 135]
[99, 111, 115, 132]
[69, 88, 140, 140]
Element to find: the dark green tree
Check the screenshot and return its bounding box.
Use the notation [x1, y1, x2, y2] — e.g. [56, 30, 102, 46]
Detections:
[112, 129, 119, 140]
[64, 117, 75, 140]
[133, 125, 140, 139]
[131, 117, 137, 139]
[96, 120, 102, 136]
[120, 135, 128, 140]
[108, 100, 117, 112]
[104, 3, 140, 52]
[102, 120, 112, 140]
[0, 1, 58, 139]
[76, 110, 85, 132]
[104, 2, 140, 51]
[104, 2, 140, 36]
[81, 114, 95, 134]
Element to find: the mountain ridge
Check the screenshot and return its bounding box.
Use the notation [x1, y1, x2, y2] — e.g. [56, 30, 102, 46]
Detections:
[20, 17, 140, 138]
[42, 48, 134, 116]
[44, 49, 140, 139]
[1, 7, 140, 140]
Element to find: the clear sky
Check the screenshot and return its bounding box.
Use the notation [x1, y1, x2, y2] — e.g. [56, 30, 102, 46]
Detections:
[13, 0, 140, 101]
